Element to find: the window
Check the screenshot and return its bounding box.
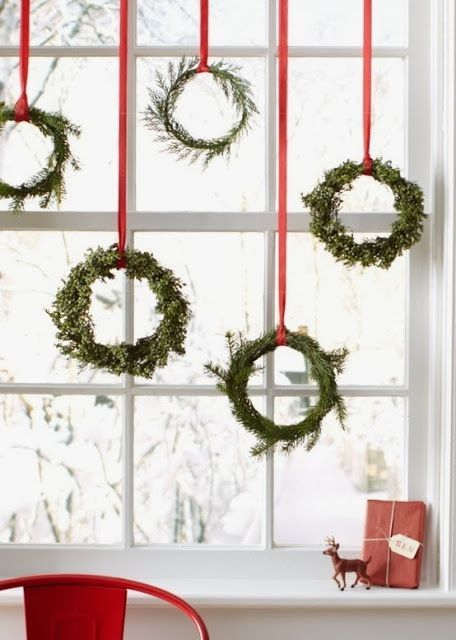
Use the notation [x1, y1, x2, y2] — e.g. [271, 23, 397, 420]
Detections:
[0, 0, 438, 585]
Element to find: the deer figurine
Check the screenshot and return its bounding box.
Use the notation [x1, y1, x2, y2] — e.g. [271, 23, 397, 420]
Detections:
[323, 536, 372, 591]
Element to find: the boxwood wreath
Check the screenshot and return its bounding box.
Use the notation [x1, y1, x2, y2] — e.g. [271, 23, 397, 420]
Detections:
[0, 104, 80, 214]
[205, 329, 348, 456]
[144, 57, 258, 166]
[49, 245, 191, 378]
[302, 159, 425, 269]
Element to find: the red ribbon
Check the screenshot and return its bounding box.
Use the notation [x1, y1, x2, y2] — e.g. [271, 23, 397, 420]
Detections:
[196, 0, 210, 73]
[117, 0, 128, 268]
[14, 0, 30, 122]
[363, 0, 373, 175]
[276, 0, 288, 346]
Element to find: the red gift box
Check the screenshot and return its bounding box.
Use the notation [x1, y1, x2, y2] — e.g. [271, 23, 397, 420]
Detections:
[362, 499, 426, 588]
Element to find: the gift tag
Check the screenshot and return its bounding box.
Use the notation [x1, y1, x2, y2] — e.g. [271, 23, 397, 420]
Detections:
[388, 534, 421, 559]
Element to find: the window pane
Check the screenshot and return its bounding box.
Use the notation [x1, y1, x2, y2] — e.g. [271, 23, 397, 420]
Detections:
[137, 0, 266, 46]
[291, 59, 405, 212]
[274, 396, 405, 546]
[136, 58, 265, 212]
[134, 233, 264, 384]
[0, 231, 120, 383]
[290, 0, 407, 47]
[274, 234, 406, 386]
[134, 396, 264, 544]
[0, 395, 122, 544]
[0, 0, 118, 46]
[0, 58, 117, 211]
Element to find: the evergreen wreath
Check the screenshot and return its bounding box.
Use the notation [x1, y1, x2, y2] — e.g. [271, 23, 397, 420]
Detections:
[302, 159, 426, 269]
[144, 57, 258, 166]
[0, 104, 80, 214]
[205, 329, 348, 456]
[49, 245, 191, 378]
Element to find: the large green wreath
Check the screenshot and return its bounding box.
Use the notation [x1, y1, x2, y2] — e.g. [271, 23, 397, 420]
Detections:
[49, 245, 191, 378]
[205, 329, 348, 456]
[144, 57, 258, 166]
[0, 104, 80, 214]
[302, 159, 426, 269]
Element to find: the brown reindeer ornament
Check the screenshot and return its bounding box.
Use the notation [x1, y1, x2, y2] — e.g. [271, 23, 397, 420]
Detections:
[323, 536, 372, 591]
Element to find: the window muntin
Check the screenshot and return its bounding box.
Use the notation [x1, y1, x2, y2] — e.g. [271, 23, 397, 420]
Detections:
[0, 0, 431, 583]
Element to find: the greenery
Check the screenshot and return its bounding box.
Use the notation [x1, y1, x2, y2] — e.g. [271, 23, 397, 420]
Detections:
[205, 329, 348, 456]
[302, 158, 426, 269]
[0, 104, 80, 214]
[49, 245, 191, 378]
[144, 57, 258, 166]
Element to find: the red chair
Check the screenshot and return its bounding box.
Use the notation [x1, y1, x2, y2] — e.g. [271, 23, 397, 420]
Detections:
[0, 574, 210, 640]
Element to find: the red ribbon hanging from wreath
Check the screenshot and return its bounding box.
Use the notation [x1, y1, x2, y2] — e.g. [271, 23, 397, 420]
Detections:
[14, 0, 30, 122]
[363, 0, 373, 175]
[197, 0, 210, 73]
[276, 0, 288, 346]
[117, 0, 129, 268]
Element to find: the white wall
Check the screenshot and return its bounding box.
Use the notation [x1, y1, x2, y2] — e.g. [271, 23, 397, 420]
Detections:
[2, 605, 456, 640]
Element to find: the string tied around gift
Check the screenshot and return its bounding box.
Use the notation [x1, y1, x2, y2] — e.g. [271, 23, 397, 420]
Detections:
[196, 0, 210, 73]
[276, 0, 288, 346]
[116, 0, 128, 269]
[362, 0, 373, 175]
[14, 0, 30, 122]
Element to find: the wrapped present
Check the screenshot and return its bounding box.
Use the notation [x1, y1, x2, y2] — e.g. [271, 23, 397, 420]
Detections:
[362, 499, 426, 588]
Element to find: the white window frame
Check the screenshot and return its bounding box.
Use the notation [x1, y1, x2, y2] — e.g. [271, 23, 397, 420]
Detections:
[0, 0, 447, 588]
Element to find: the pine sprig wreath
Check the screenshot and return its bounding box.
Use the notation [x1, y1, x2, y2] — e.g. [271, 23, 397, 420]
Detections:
[144, 57, 258, 166]
[49, 245, 191, 378]
[206, 329, 348, 456]
[302, 159, 426, 269]
[0, 104, 80, 214]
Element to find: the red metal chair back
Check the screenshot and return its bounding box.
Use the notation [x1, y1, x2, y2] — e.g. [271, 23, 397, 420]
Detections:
[0, 574, 209, 640]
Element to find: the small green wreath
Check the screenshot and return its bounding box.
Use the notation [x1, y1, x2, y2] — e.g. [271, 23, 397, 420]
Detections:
[0, 104, 80, 214]
[302, 159, 426, 269]
[48, 245, 191, 378]
[205, 329, 348, 456]
[144, 57, 258, 166]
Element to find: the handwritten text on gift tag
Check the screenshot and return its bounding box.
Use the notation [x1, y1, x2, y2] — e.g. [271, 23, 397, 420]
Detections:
[388, 534, 421, 559]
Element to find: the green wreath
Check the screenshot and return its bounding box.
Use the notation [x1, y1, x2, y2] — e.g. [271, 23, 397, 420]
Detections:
[302, 159, 426, 269]
[144, 57, 258, 166]
[48, 245, 191, 378]
[205, 329, 348, 456]
[0, 104, 80, 214]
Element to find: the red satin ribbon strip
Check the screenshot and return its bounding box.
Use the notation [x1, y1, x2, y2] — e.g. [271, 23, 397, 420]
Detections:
[363, 0, 373, 175]
[197, 0, 210, 73]
[14, 0, 30, 122]
[117, 0, 128, 267]
[276, 0, 288, 346]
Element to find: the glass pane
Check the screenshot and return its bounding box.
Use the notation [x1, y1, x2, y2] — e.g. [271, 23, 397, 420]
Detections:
[0, 231, 122, 383]
[0, 0, 118, 46]
[290, 0, 407, 47]
[0, 58, 117, 212]
[275, 234, 406, 386]
[134, 396, 264, 544]
[0, 395, 122, 544]
[137, 0, 266, 46]
[291, 59, 405, 212]
[274, 396, 405, 546]
[136, 58, 265, 212]
[134, 233, 264, 384]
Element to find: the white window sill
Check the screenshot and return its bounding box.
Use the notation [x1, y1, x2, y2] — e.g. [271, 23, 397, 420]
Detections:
[0, 580, 455, 608]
